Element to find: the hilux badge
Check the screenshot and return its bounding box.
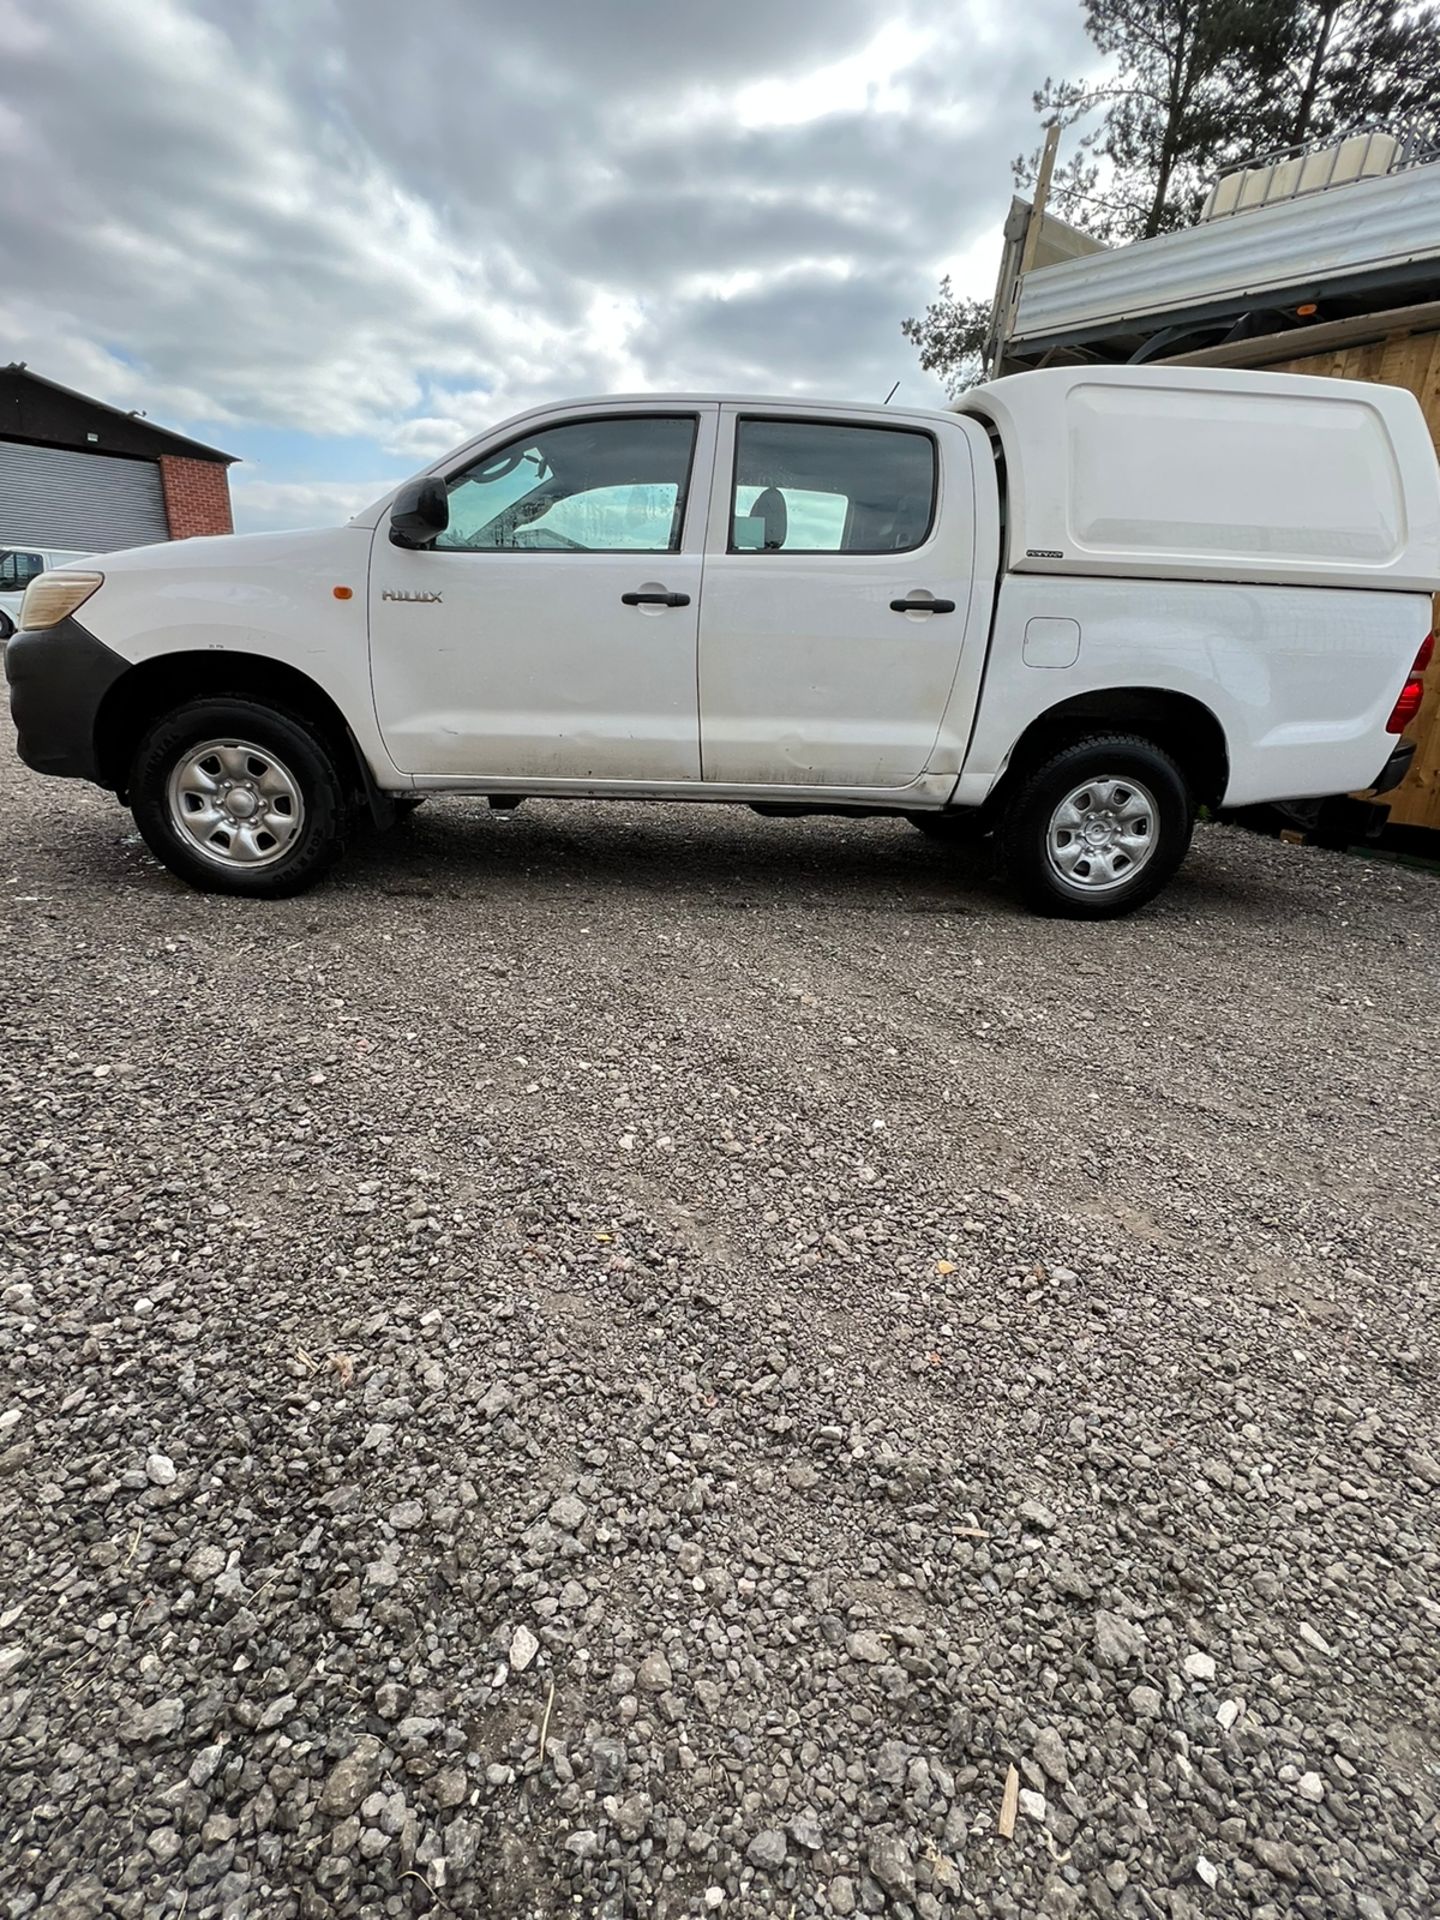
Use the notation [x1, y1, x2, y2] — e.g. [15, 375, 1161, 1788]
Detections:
[382, 589, 443, 603]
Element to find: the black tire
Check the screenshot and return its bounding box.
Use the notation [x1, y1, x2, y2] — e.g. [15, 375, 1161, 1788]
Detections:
[1001, 734, 1193, 920]
[0, 609, 14, 642]
[129, 696, 349, 898]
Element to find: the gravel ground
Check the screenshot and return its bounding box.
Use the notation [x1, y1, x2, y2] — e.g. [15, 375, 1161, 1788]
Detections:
[2, 735, 1439, 1920]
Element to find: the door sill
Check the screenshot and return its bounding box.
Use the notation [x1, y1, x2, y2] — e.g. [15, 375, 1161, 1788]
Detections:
[403, 772, 958, 807]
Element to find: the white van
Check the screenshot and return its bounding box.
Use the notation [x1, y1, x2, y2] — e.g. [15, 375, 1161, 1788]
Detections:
[6, 367, 1436, 917]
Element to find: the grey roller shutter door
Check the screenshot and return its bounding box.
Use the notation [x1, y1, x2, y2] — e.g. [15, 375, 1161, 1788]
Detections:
[0, 439, 170, 552]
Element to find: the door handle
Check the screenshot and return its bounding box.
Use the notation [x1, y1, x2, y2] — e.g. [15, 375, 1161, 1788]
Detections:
[890, 595, 956, 614]
[622, 589, 691, 607]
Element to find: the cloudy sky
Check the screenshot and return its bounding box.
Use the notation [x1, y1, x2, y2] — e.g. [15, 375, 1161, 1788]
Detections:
[1, 0, 1093, 531]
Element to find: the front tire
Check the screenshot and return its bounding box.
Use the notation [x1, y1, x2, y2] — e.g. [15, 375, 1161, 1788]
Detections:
[129, 696, 348, 897]
[1002, 735, 1192, 919]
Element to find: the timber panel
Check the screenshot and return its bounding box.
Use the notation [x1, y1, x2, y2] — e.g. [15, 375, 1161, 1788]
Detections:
[1269, 330, 1440, 832]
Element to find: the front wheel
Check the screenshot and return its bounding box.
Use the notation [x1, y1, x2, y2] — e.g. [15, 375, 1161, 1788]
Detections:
[129, 696, 349, 897]
[1001, 735, 1193, 919]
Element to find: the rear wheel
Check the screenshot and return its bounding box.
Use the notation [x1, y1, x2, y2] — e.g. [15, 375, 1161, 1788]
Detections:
[1001, 734, 1193, 919]
[129, 696, 349, 897]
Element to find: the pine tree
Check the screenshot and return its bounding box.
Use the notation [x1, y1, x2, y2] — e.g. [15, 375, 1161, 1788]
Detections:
[903, 1, 1440, 390]
[1018, 0, 1289, 243]
[1264, 1, 1440, 149]
[899, 281, 992, 396]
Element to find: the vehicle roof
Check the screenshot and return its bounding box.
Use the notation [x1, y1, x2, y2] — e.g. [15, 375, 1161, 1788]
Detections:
[520, 392, 957, 421]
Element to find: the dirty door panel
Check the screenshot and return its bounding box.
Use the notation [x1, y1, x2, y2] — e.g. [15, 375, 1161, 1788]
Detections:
[370, 407, 716, 781]
[697, 410, 977, 789]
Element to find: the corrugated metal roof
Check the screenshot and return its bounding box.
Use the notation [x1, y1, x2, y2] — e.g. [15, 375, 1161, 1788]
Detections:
[1011, 159, 1440, 349]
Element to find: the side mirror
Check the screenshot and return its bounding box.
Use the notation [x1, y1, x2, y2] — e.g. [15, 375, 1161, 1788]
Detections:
[389, 476, 449, 548]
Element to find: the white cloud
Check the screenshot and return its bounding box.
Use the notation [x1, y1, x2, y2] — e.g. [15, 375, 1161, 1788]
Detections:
[379, 416, 473, 461]
[732, 20, 929, 129]
[2, 0, 1095, 526]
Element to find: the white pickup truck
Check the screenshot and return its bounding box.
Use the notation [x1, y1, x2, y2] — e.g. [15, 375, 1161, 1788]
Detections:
[7, 366, 1436, 918]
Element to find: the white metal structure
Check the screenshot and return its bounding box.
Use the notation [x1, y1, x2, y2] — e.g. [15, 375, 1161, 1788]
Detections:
[8, 368, 1437, 918]
[1008, 158, 1440, 358]
[1201, 131, 1401, 220]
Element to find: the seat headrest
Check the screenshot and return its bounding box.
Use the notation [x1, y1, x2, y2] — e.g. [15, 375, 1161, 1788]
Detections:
[751, 486, 788, 551]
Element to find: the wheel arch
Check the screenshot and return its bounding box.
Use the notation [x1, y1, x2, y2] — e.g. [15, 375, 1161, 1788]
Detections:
[996, 687, 1229, 811]
[94, 651, 388, 820]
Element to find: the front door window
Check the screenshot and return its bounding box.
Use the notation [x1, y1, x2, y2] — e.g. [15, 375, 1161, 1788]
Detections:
[437, 416, 698, 554]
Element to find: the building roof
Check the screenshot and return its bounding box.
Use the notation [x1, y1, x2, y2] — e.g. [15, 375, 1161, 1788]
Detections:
[0, 363, 237, 464]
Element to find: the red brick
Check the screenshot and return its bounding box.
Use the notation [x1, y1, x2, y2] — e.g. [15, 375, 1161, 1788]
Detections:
[158, 455, 233, 539]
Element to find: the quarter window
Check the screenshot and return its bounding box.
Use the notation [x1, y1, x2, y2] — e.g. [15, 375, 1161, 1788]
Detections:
[731, 419, 935, 554]
[437, 415, 697, 553]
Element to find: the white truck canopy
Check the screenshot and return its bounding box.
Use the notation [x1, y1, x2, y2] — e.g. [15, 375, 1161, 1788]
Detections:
[956, 364, 1440, 594]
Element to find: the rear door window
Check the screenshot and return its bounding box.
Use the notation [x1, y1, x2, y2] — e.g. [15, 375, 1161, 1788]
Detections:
[730, 420, 936, 554]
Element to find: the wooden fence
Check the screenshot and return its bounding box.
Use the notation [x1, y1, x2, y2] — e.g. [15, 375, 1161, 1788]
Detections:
[1267, 330, 1440, 833]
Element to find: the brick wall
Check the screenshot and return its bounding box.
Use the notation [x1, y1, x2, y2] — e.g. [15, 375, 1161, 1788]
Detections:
[158, 455, 233, 539]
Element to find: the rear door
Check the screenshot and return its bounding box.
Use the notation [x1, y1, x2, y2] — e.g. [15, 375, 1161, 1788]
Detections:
[697, 407, 978, 789]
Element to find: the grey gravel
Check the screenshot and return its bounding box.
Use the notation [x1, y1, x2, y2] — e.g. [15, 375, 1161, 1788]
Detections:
[2, 751, 1439, 1919]
[1094, 1606, 1149, 1667]
[868, 1833, 917, 1899]
[508, 1622, 540, 1672]
[746, 1829, 789, 1872]
[318, 1736, 385, 1817]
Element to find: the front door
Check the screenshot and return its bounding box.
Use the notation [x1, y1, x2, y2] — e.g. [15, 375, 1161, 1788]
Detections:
[370, 406, 716, 782]
[698, 407, 977, 789]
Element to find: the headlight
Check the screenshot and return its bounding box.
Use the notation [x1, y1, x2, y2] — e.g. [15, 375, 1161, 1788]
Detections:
[20, 570, 104, 631]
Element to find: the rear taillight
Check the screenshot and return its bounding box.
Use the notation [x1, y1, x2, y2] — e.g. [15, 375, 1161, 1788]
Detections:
[1386, 632, 1432, 734]
[1389, 679, 1426, 732]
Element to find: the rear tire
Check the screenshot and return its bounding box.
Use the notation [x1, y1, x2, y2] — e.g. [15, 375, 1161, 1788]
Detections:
[129, 696, 349, 897]
[1001, 734, 1192, 919]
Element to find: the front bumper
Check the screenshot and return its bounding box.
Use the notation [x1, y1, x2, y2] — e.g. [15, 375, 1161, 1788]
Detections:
[6, 616, 129, 783]
[1369, 739, 1415, 796]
